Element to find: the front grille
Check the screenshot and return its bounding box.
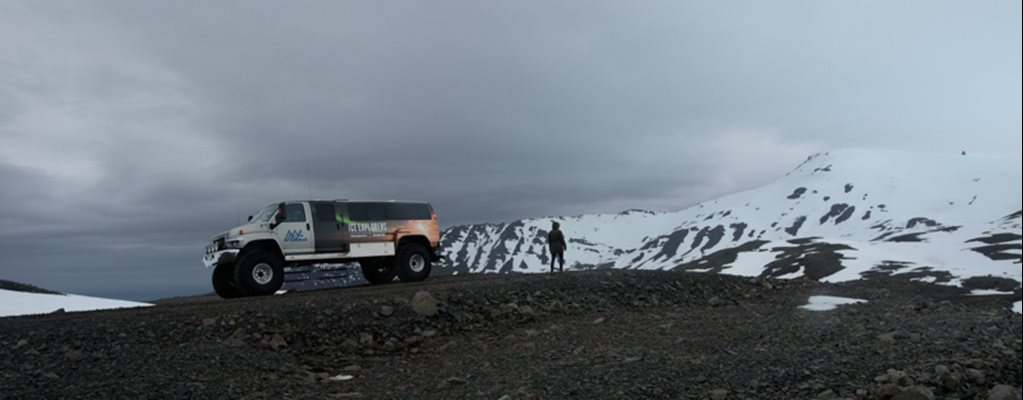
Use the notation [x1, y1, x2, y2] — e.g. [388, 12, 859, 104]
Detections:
[206, 237, 226, 254]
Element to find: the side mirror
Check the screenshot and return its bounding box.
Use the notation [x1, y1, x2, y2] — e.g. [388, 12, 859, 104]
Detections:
[247, 215, 253, 222]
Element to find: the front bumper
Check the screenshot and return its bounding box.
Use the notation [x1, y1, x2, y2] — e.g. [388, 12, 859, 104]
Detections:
[203, 249, 240, 269]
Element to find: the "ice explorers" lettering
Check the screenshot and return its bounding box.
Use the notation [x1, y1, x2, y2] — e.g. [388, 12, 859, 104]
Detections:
[349, 222, 387, 235]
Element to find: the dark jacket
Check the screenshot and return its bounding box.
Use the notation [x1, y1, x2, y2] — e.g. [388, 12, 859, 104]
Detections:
[548, 223, 567, 254]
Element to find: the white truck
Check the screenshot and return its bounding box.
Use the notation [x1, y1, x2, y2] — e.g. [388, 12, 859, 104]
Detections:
[203, 200, 441, 298]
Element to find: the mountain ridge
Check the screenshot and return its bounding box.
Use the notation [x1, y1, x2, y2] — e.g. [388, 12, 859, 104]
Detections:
[438, 149, 1022, 291]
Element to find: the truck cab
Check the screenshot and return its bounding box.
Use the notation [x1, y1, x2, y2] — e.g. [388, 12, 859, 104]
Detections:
[203, 200, 440, 298]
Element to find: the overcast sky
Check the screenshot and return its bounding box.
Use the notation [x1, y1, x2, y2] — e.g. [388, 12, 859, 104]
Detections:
[1, 1, 1020, 300]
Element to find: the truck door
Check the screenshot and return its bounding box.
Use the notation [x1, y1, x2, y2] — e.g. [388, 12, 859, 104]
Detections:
[311, 201, 349, 253]
[272, 202, 315, 254]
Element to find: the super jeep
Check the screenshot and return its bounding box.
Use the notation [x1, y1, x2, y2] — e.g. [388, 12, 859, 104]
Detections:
[203, 200, 441, 298]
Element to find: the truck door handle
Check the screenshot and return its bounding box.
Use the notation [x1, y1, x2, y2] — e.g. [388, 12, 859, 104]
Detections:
[306, 223, 310, 230]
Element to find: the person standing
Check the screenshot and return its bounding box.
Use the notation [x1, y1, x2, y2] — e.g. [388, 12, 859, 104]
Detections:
[548, 221, 567, 273]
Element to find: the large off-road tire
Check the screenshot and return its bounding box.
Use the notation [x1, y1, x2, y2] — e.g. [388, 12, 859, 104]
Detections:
[360, 258, 396, 284]
[233, 250, 285, 296]
[396, 244, 431, 282]
[212, 263, 243, 299]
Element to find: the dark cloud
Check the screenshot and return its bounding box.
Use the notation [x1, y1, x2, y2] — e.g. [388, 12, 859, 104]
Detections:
[0, 1, 1019, 299]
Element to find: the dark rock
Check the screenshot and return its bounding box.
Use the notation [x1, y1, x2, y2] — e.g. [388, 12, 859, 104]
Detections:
[885, 369, 912, 386]
[958, 359, 987, 369]
[267, 334, 288, 350]
[223, 338, 246, 348]
[877, 384, 902, 398]
[966, 368, 986, 385]
[411, 291, 438, 317]
[878, 332, 899, 344]
[359, 332, 374, 346]
[342, 365, 361, 372]
[939, 371, 962, 390]
[892, 386, 934, 400]
[988, 385, 1022, 400]
[65, 350, 85, 361]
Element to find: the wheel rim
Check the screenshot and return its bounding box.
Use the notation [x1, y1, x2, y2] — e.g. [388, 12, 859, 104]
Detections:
[409, 253, 426, 273]
[252, 263, 274, 285]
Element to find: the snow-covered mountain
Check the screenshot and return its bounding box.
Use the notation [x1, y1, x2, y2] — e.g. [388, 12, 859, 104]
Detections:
[440, 149, 1022, 290]
[0, 281, 151, 318]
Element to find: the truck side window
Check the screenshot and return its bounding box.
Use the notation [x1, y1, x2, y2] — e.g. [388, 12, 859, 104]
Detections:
[366, 203, 387, 220]
[284, 203, 307, 222]
[386, 203, 431, 220]
[413, 204, 431, 219]
[383, 203, 403, 219]
[313, 203, 334, 222]
[348, 203, 367, 221]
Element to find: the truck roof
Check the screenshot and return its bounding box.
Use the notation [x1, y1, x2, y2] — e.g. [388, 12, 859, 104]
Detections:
[283, 199, 432, 204]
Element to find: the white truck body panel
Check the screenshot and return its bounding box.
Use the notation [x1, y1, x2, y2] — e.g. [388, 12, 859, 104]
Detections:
[283, 242, 396, 262]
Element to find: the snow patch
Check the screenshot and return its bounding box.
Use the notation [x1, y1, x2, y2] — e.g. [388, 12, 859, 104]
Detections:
[0, 289, 151, 317]
[800, 295, 867, 311]
[967, 289, 1014, 296]
[727, 249, 779, 277]
[1013, 301, 1021, 314]
[329, 374, 355, 382]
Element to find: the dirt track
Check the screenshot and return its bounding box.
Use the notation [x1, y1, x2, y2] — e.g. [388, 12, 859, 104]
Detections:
[1, 270, 1020, 399]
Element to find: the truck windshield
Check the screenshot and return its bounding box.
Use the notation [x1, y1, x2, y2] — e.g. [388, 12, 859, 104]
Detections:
[251, 204, 277, 223]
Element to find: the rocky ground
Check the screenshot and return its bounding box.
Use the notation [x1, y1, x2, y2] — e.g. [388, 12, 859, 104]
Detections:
[1, 270, 1020, 400]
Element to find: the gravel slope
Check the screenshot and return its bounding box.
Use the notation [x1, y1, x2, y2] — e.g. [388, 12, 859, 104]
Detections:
[1, 271, 1020, 400]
